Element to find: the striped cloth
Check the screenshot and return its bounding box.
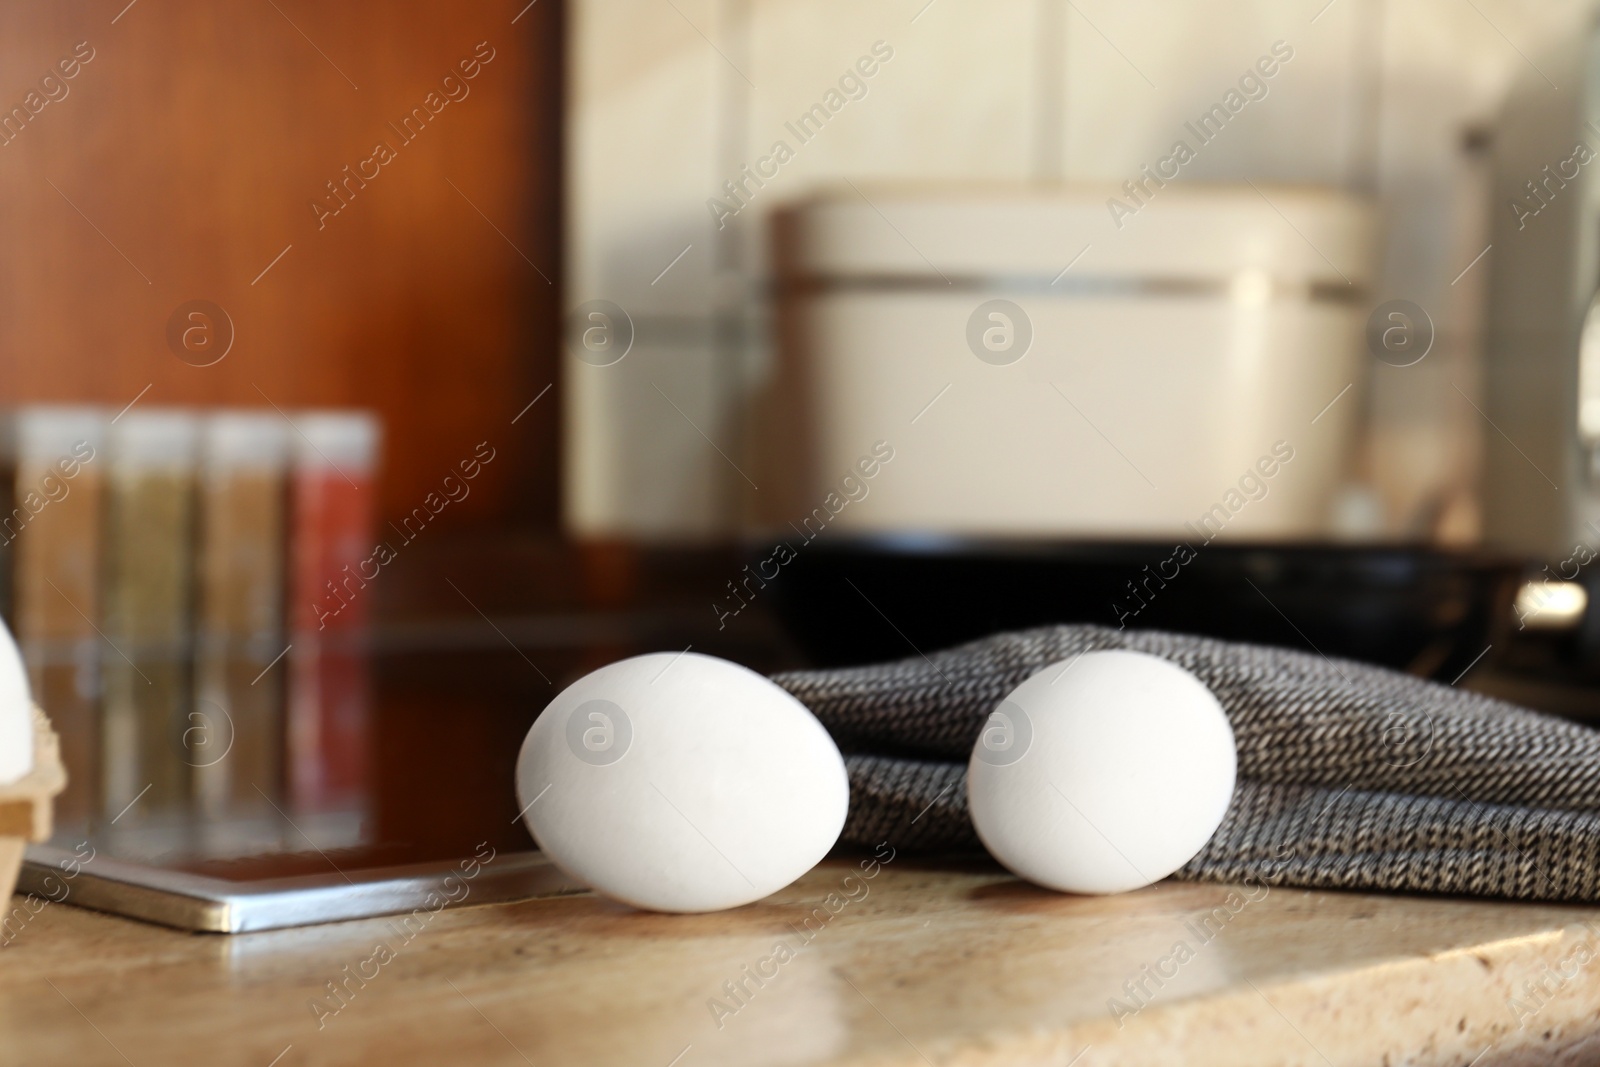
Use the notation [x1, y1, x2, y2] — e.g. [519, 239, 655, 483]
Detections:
[772, 625, 1600, 902]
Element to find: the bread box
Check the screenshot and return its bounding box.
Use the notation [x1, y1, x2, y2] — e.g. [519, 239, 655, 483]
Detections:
[763, 185, 1376, 540]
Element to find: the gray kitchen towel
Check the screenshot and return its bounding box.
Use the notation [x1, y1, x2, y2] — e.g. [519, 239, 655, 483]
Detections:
[772, 624, 1600, 903]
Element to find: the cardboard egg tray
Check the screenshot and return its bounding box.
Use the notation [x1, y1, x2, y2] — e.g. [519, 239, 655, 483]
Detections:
[0, 709, 66, 902]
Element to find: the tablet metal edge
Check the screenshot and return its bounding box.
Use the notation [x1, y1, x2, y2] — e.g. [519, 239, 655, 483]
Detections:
[19, 846, 586, 933]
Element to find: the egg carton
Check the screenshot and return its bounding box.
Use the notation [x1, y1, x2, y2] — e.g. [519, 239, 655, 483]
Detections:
[0, 709, 66, 901]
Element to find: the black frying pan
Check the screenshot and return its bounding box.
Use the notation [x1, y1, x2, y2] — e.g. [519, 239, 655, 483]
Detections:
[759, 538, 1537, 682]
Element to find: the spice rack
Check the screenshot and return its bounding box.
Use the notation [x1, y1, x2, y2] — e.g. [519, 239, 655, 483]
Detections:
[0, 406, 381, 833]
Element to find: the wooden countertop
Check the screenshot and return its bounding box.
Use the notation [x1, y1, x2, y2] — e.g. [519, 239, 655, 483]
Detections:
[5, 856, 1600, 1066]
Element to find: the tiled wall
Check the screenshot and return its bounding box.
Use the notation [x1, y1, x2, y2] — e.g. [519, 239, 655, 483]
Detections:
[567, 0, 1596, 541]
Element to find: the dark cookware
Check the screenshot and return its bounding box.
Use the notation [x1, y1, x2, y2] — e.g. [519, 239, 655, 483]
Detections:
[759, 537, 1535, 682]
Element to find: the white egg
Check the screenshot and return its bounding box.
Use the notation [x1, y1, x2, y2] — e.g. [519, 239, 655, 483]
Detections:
[516, 652, 849, 913]
[0, 618, 32, 784]
[967, 650, 1236, 895]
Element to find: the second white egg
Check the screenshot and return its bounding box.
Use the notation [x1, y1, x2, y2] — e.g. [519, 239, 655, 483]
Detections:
[967, 650, 1237, 895]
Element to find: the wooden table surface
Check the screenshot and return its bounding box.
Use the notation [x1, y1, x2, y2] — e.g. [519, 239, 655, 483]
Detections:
[6, 855, 1600, 1066]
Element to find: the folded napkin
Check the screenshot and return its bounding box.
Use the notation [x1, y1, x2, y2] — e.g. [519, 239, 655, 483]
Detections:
[772, 625, 1600, 903]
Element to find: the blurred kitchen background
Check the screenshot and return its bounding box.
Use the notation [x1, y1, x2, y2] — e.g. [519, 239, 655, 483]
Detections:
[572, 0, 1515, 542]
[7, 0, 1600, 865]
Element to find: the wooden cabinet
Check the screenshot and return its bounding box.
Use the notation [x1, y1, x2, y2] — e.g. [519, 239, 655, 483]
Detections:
[0, 0, 564, 528]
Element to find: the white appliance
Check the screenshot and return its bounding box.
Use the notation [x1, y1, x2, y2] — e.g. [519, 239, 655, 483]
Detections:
[759, 185, 1376, 541]
[1483, 28, 1600, 562]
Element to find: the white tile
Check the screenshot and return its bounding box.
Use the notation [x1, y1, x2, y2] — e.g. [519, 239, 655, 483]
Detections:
[567, 0, 733, 535]
[568, 336, 749, 536]
[569, 0, 727, 315]
[1060, 0, 1372, 186]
